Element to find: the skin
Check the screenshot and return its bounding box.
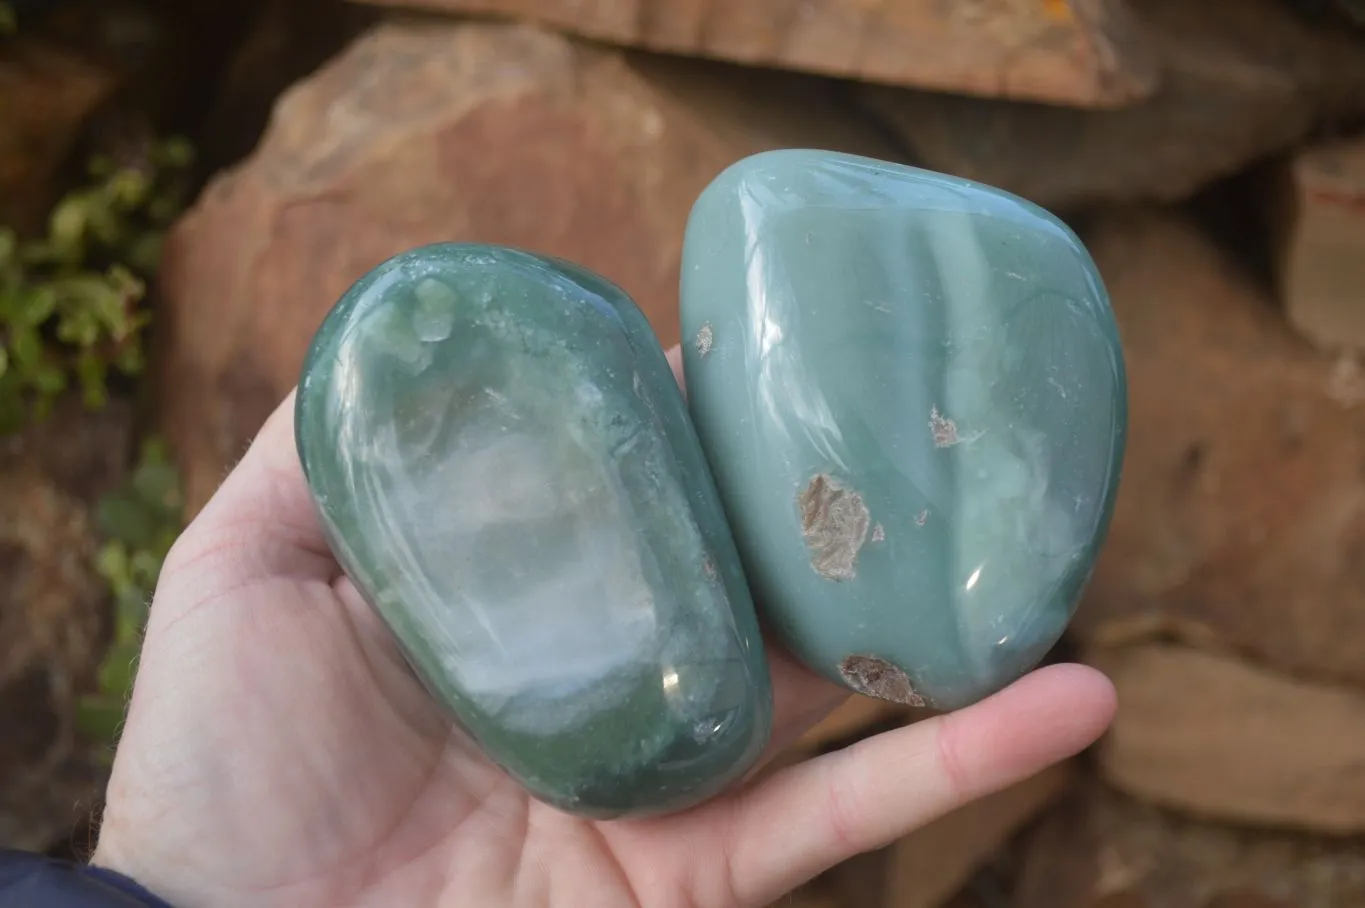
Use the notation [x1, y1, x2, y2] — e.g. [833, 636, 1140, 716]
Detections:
[92, 347, 1117, 908]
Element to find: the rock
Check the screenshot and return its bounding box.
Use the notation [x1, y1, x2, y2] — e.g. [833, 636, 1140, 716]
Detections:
[157, 18, 899, 515]
[0, 38, 118, 232]
[0, 477, 104, 850]
[195, 0, 376, 175]
[0, 396, 131, 850]
[348, 0, 1158, 108]
[769, 883, 842, 908]
[1202, 894, 1291, 908]
[1075, 209, 1365, 688]
[825, 762, 1074, 908]
[1268, 133, 1365, 352]
[857, 0, 1365, 210]
[1091, 643, 1365, 834]
[680, 149, 1126, 710]
[0, 394, 134, 505]
[881, 762, 1074, 908]
[795, 693, 922, 752]
[1012, 783, 1365, 908]
[296, 243, 771, 818]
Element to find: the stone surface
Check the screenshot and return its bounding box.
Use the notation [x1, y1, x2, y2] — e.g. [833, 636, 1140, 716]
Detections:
[194, 0, 376, 175]
[349, 0, 1157, 107]
[823, 762, 1072, 907]
[681, 149, 1127, 710]
[157, 17, 898, 515]
[0, 38, 118, 233]
[0, 395, 132, 850]
[295, 243, 771, 818]
[1269, 133, 1365, 352]
[1091, 643, 1365, 834]
[794, 693, 922, 753]
[881, 762, 1073, 908]
[1076, 210, 1365, 688]
[857, 0, 1365, 210]
[1012, 783, 1365, 908]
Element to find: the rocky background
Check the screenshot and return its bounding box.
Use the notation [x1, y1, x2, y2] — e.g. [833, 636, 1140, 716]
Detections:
[3, 1, 1365, 905]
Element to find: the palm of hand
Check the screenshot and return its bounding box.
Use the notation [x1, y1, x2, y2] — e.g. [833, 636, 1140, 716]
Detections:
[94, 383, 1115, 908]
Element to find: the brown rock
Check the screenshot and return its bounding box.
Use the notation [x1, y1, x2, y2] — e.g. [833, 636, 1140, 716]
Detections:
[1012, 783, 1365, 908]
[795, 693, 923, 753]
[0, 395, 134, 506]
[1074, 209, 1365, 688]
[0, 396, 132, 850]
[0, 477, 104, 850]
[826, 763, 1073, 908]
[1092, 644, 1365, 834]
[1201, 893, 1289, 908]
[1269, 133, 1365, 353]
[0, 38, 118, 232]
[767, 883, 842, 908]
[349, 0, 1158, 108]
[882, 763, 1074, 908]
[196, 0, 377, 174]
[857, 0, 1365, 210]
[156, 19, 898, 513]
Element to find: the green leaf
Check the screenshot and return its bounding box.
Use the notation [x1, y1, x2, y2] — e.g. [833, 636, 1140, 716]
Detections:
[75, 696, 126, 749]
[97, 492, 157, 548]
[9, 323, 42, 367]
[16, 285, 56, 327]
[97, 639, 141, 696]
[47, 196, 89, 259]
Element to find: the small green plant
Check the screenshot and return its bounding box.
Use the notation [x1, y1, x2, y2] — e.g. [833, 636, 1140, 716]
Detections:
[0, 138, 194, 435]
[76, 437, 184, 746]
[0, 2, 15, 34]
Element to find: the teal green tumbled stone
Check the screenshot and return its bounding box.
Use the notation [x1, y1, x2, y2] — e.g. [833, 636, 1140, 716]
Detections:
[680, 150, 1126, 712]
[295, 244, 772, 817]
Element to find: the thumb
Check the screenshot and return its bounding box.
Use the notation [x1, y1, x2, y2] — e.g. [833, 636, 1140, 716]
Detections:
[154, 389, 342, 619]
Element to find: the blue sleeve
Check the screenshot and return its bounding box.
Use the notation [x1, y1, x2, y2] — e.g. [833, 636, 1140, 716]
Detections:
[0, 850, 175, 907]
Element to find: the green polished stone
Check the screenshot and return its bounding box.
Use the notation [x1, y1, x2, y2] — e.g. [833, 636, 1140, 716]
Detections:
[295, 244, 772, 817]
[680, 150, 1127, 712]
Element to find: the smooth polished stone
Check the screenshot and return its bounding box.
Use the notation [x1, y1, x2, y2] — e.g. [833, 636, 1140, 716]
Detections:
[295, 244, 772, 817]
[680, 149, 1127, 711]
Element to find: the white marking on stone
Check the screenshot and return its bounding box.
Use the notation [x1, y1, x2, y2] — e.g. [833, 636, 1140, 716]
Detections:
[412, 278, 459, 343]
[695, 322, 714, 357]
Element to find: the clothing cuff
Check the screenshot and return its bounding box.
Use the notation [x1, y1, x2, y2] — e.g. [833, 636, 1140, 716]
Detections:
[0, 849, 176, 907]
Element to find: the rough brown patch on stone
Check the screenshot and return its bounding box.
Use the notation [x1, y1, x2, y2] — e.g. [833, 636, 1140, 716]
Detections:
[929, 406, 959, 447]
[798, 473, 870, 580]
[694, 322, 714, 357]
[839, 655, 926, 706]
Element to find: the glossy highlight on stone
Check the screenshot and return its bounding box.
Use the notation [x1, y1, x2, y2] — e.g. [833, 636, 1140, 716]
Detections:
[681, 149, 1127, 711]
[295, 244, 772, 817]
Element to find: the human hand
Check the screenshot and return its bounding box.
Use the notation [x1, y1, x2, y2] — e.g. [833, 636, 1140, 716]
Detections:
[92, 347, 1116, 908]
